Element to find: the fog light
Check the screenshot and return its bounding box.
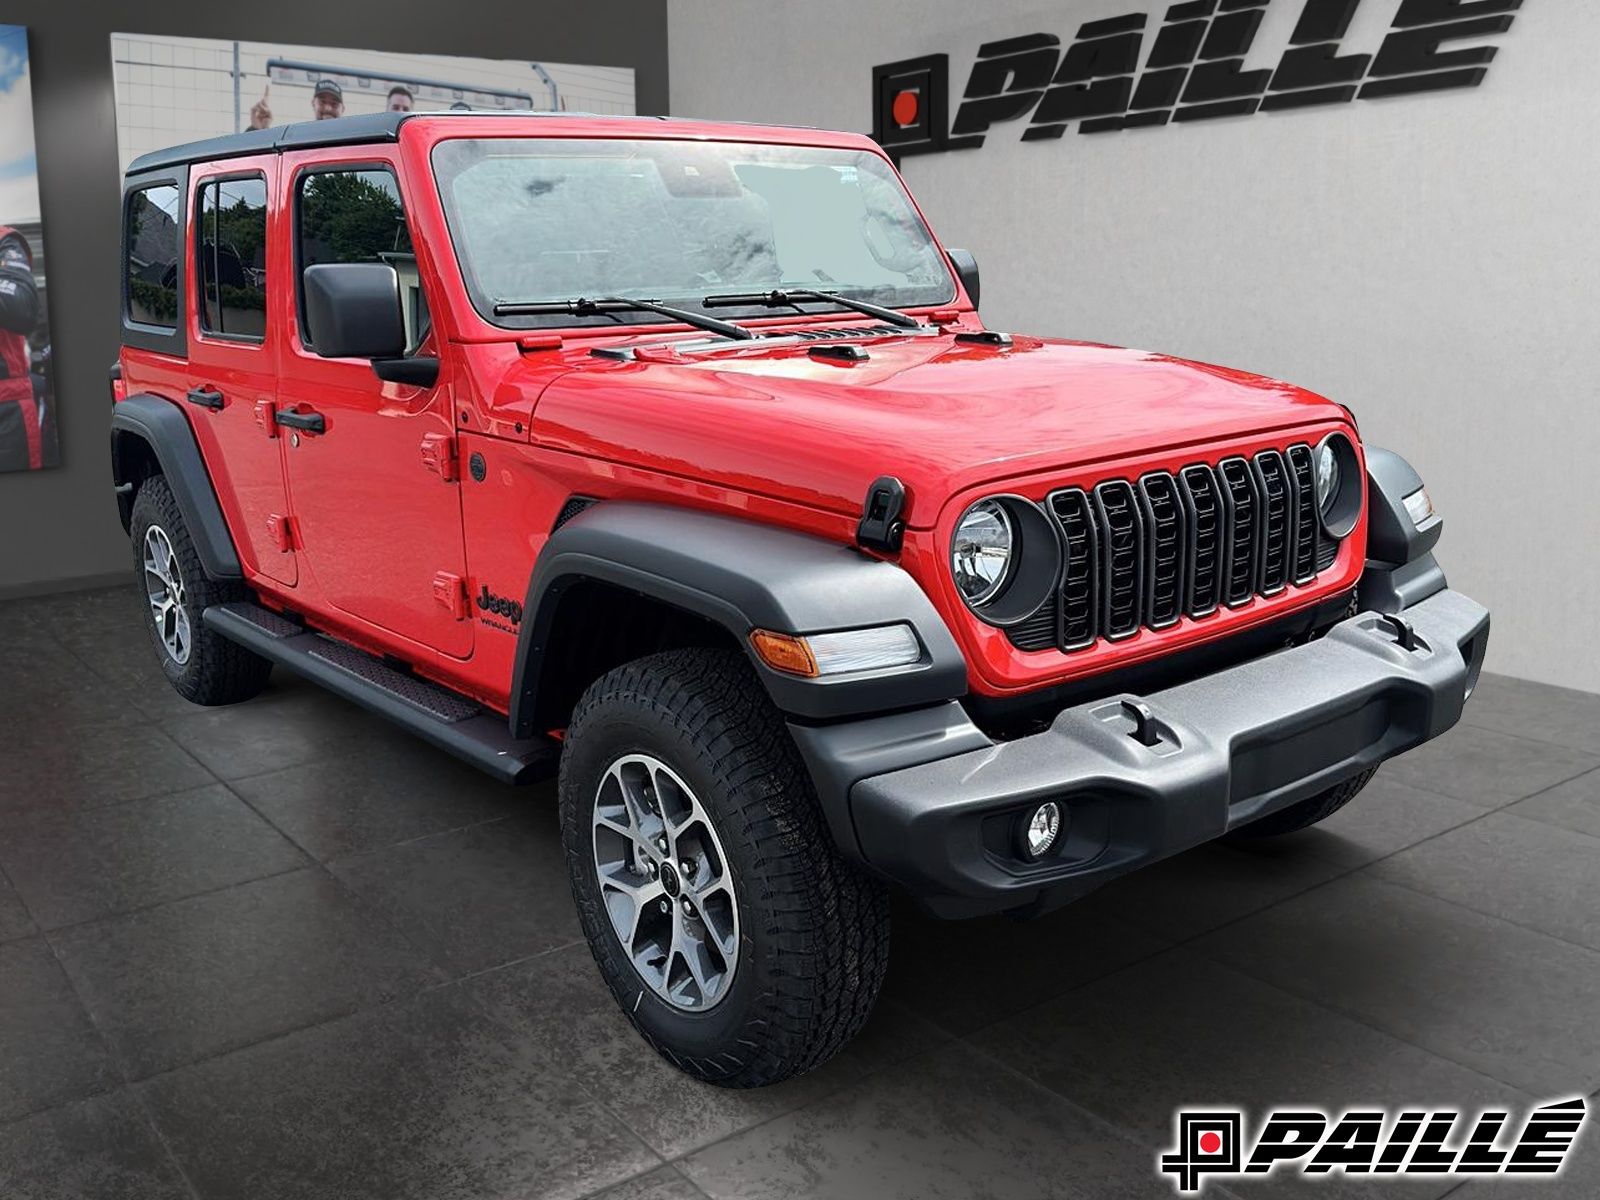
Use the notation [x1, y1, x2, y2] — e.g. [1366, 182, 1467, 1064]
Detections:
[1020, 802, 1062, 859]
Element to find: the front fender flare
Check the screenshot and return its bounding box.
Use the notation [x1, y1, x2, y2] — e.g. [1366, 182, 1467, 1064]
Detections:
[1360, 446, 1446, 613]
[509, 503, 967, 734]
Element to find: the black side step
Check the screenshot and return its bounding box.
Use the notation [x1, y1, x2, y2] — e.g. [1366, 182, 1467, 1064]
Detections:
[203, 602, 559, 785]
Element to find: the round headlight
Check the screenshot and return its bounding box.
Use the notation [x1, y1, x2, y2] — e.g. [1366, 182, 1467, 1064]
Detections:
[1315, 440, 1341, 516]
[1314, 432, 1363, 539]
[952, 500, 1013, 607]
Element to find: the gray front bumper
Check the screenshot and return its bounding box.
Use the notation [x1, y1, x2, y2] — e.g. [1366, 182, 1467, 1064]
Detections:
[831, 588, 1489, 917]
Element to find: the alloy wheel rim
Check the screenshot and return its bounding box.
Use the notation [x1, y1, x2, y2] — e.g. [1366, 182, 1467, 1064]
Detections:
[142, 525, 191, 665]
[592, 753, 740, 1011]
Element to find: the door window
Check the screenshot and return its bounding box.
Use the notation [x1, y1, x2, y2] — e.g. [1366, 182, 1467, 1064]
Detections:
[296, 168, 425, 351]
[196, 175, 268, 340]
[125, 184, 181, 328]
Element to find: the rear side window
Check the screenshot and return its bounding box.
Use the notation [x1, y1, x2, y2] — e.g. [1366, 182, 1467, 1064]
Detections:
[125, 184, 181, 328]
[197, 175, 268, 340]
[297, 168, 425, 350]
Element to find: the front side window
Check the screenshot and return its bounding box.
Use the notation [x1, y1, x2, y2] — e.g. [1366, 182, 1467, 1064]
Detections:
[197, 175, 268, 340]
[430, 138, 955, 328]
[297, 168, 424, 350]
[125, 184, 181, 328]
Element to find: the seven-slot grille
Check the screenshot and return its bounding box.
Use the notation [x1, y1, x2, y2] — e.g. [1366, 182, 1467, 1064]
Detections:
[1010, 444, 1326, 653]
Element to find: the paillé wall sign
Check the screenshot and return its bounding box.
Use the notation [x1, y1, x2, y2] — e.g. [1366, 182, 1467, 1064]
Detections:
[871, 0, 1522, 158]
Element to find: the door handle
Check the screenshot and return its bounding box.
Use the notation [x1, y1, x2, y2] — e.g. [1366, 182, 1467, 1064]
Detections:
[186, 386, 225, 410]
[275, 408, 326, 435]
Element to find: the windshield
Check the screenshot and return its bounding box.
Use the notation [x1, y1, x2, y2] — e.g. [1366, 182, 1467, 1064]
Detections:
[430, 137, 956, 328]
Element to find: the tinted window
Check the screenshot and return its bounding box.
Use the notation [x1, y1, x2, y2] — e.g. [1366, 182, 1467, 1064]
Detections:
[126, 185, 181, 328]
[197, 176, 268, 340]
[297, 169, 424, 349]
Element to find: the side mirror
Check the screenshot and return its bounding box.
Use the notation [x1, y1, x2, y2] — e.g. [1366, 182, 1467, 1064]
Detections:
[302, 262, 406, 359]
[302, 262, 438, 388]
[947, 248, 980, 310]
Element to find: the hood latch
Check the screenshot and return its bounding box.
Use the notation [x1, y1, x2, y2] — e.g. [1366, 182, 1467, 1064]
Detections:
[857, 476, 907, 554]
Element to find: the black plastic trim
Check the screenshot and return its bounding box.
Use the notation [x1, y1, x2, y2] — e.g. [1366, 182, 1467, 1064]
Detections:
[510, 503, 968, 733]
[1360, 552, 1447, 614]
[843, 587, 1489, 918]
[110, 394, 241, 579]
[1365, 446, 1443, 567]
[947, 248, 980, 307]
[204, 603, 558, 785]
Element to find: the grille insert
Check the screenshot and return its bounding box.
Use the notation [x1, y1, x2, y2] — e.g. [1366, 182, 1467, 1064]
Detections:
[1179, 464, 1225, 618]
[1286, 444, 1319, 584]
[1007, 442, 1335, 654]
[1253, 450, 1293, 597]
[1218, 458, 1260, 607]
[1051, 489, 1099, 650]
[1093, 481, 1144, 641]
[1138, 473, 1186, 629]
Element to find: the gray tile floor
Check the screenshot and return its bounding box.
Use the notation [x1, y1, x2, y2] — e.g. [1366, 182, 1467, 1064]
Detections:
[2, 585, 1598, 1199]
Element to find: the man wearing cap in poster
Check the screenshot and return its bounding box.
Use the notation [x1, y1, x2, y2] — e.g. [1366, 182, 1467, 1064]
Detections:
[312, 78, 344, 120]
[249, 79, 343, 127]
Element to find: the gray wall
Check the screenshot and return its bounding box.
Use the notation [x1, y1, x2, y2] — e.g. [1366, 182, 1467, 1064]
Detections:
[0, 1, 668, 597]
[668, 0, 1598, 695]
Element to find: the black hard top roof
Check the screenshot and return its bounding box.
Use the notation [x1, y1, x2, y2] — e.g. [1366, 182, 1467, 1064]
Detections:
[124, 110, 685, 176]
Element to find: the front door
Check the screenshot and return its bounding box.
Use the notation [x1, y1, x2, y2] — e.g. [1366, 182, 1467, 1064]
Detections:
[184, 157, 295, 587]
[275, 154, 471, 658]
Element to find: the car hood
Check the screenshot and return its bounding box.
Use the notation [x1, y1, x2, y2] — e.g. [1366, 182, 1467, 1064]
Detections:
[528, 332, 1348, 527]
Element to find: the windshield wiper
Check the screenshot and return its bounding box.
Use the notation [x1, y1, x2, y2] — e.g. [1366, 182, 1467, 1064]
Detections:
[491, 296, 756, 341]
[702, 288, 925, 330]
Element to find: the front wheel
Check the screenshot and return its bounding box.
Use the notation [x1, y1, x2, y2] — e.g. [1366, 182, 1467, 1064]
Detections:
[559, 647, 889, 1088]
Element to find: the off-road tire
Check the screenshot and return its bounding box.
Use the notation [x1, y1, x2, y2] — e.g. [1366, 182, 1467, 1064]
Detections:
[560, 647, 890, 1088]
[129, 475, 273, 705]
[1225, 767, 1378, 840]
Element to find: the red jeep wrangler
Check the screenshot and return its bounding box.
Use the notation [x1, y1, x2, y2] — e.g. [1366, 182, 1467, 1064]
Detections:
[112, 112, 1488, 1087]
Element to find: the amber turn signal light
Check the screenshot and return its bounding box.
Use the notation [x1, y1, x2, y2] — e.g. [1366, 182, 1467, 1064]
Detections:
[749, 630, 819, 677]
[750, 625, 924, 678]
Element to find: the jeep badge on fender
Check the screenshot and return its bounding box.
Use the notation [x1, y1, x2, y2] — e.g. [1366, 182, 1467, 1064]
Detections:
[111, 109, 1488, 1088]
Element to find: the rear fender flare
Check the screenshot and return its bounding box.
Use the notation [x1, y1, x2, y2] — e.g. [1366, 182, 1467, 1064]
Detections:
[110, 393, 241, 579]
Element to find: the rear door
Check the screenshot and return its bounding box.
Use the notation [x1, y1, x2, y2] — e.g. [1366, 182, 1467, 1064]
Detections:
[275, 152, 471, 658]
[184, 156, 295, 586]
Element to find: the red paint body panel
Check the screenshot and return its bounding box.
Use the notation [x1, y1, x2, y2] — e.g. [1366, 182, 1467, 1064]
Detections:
[272, 146, 473, 659]
[527, 334, 1349, 527]
[119, 114, 1368, 713]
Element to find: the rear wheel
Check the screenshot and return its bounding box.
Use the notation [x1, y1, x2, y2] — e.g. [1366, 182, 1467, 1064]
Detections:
[129, 475, 272, 706]
[1225, 768, 1378, 840]
[560, 647, 890, 1088]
